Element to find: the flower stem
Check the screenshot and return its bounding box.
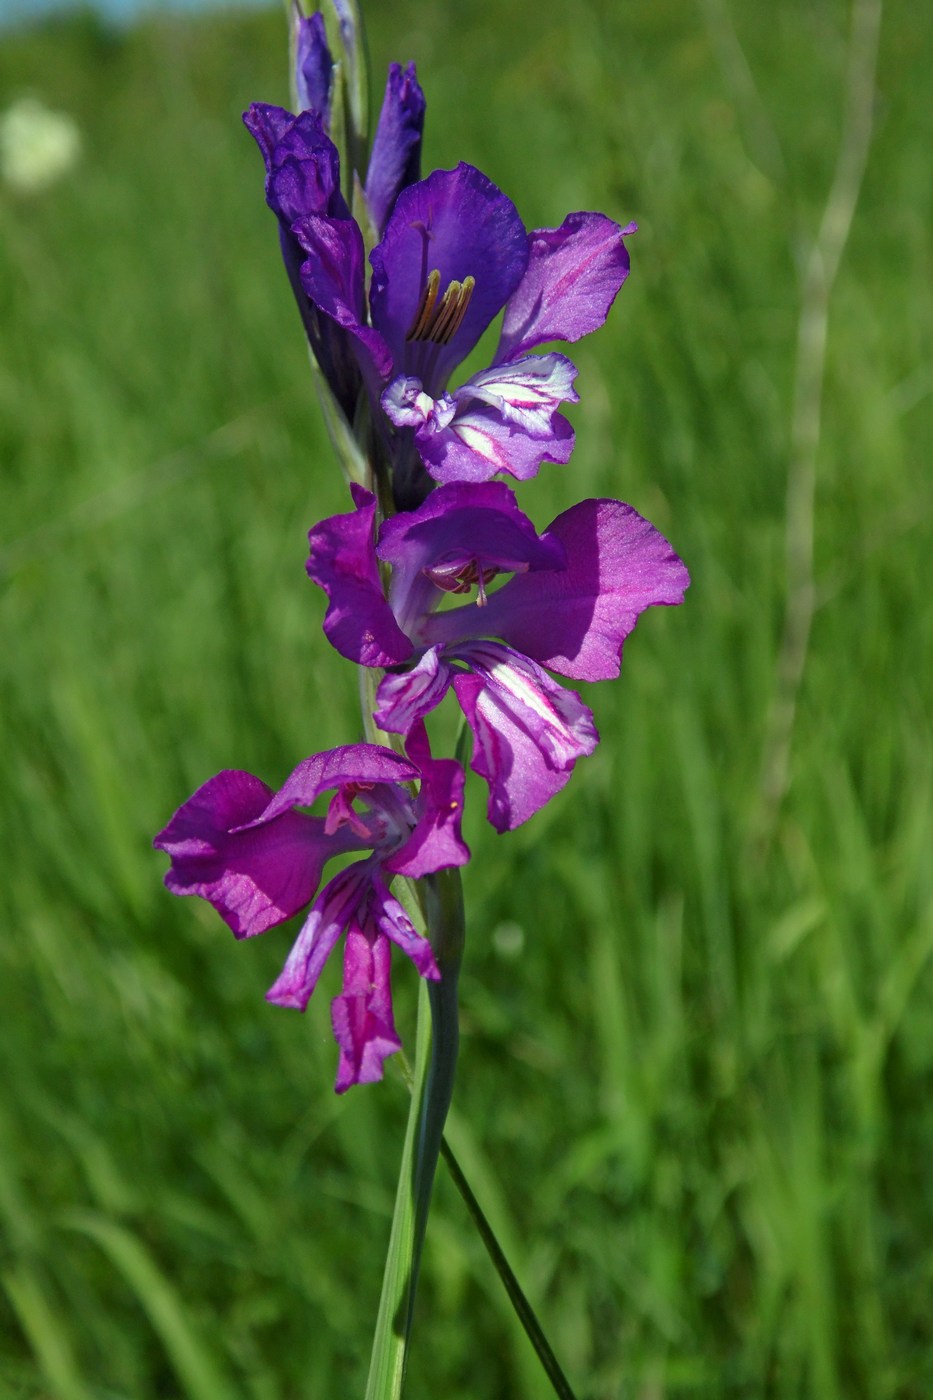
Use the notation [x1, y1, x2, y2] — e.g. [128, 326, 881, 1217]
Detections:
[364, 869, 464, 1400]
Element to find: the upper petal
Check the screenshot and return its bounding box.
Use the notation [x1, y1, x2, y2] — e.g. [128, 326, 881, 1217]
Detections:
[154, 769, 333, 937]
[377, 478, 566, 636]
[251, 743, 420, 823]
[241, 101, 293, 167]
[496, 212, 633, 362]
[364, 62, 426, 238]
[306, 486, 414, 668]
[476, 498, 691, 680]
[369, 163, 528, 392]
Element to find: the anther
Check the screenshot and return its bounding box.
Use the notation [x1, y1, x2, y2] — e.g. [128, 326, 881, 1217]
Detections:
[405, 268, 441, 341]
[406, 272, 476, 345]
[424, 558, 498, 603]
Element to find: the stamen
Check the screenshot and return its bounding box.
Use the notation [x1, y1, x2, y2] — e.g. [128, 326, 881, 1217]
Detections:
[325, 782, 377, 839]
[424, 557, 498, 602]
[406, 272, 476, 345]
[405, 268, 441, 341]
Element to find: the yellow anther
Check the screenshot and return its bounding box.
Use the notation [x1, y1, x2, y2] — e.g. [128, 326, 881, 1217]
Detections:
[405, 268, 441, 341]
[405, 272, 476, 345]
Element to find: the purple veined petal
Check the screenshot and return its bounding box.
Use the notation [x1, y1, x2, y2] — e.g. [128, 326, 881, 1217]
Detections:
[331, 928, 402, 1092]
[496, 212, 633, 363]
[374, 646, 455, 734]
[154, 770, 333, 938]
[412, 392, 575, 486]
[413, 351, 579, 484]
[249, 743, 419, 824]
[476, 498, 691, 681]
[266, 865, 365, 1010]
[294, 11, 333, 122]
[306, 487, 414, 668]
[369, 163, 528, 396]
[294, 214, 393, 384]
[368, 874, 440, 978]
[451, 642, 599, 831]
[386, 730, 470, 878]
[376, 478, 566, 637]
[463, 353, 579, 433]
[381, 376, 456, 432]
[365, 62, 426, 238]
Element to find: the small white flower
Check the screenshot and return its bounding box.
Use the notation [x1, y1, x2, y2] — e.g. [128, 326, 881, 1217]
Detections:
[0, 96, 82, 194]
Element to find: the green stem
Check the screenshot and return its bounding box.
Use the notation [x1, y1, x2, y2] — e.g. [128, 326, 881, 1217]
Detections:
[364, 869, 464, 1400]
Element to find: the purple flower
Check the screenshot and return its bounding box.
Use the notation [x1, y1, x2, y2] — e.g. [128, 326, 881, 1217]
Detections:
[245, 50, 633, 501]
[306, 483, 689, 830]
[373, 181, 634, 495]
[153, 729, 469, 1092]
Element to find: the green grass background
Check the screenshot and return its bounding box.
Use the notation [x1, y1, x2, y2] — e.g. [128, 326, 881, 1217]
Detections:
[1, 0, 931, 1395]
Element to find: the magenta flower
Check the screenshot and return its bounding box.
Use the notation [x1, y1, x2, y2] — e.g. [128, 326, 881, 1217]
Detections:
[245, 32, 633, 502]
[153, 730, 469, 1092]
[306, 483, 689, 830]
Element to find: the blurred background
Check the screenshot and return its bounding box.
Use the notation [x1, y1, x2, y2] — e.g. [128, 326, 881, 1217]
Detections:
[1, 0, 931, 1395]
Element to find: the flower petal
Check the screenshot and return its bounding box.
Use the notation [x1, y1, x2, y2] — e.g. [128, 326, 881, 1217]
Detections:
[497, 212, 633, 362]
[266, 865, 364, 1009]
[381, 375, 456, 432]
[241, 101, 293, 167]
[365, 62, 426, 237]
[331, 928, 402, 1092]
[368, 874, 440, 978]
[250, 743, 419, 823]
[451, 642, 598, 831]
[410, 352, 579, 484]
[374, 645, 454, 733]
[295, 214, 393, 383]
[370, 162, 528, 394]
[477, 498, 691, 680]
[307, 486, 414, 668]
[243, 104, 344, 225]
[413, 398, 575, 485]
[154, 769, 332, 937]
[244, 102, 361, 413]
[387, 726, 470, 878]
